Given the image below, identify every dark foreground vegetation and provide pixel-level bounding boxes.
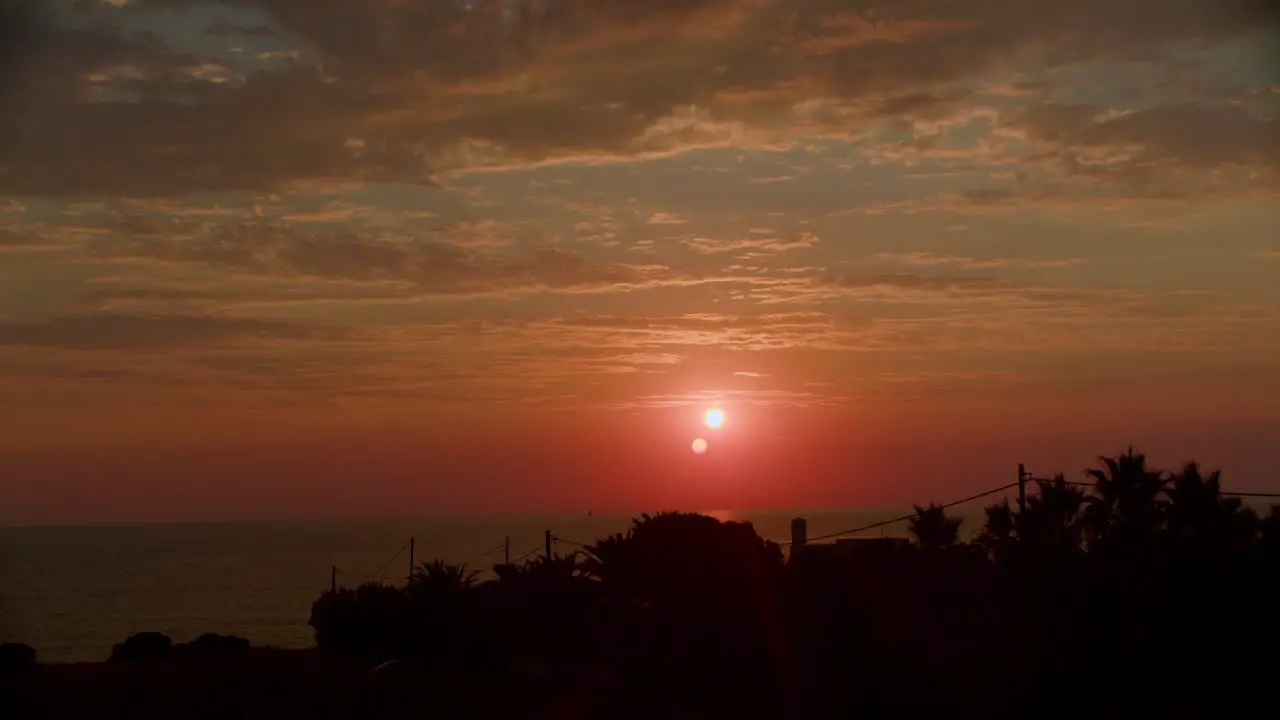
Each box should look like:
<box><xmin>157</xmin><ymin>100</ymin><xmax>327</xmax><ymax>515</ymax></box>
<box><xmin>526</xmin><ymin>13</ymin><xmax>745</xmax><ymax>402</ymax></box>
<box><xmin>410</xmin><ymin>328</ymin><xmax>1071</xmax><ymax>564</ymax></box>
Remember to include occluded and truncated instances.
<box><xmin>6</xmin><ymin>450</ymin><xmax>1279</xmax><ymax>719</ymax></box>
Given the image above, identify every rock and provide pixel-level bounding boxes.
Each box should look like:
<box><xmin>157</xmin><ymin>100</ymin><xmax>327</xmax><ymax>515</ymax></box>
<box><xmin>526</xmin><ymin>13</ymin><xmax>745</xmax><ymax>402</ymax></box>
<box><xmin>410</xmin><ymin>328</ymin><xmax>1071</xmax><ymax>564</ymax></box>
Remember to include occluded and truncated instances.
<box><xmin>109</xmin><ymin>632</ymin><xmax>172</xmax><ymax>663</ymax></box>
<box><xmin>0</xmin><ymin>643</ymin><xmax>36</xmax><ymax>674</ymax></box>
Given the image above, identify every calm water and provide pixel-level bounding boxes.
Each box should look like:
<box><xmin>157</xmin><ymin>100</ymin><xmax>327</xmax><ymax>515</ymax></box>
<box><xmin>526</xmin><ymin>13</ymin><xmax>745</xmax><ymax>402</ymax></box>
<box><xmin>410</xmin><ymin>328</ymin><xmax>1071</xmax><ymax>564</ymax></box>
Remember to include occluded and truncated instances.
<box><xmin>0</xmin><ymin>508</ymin><xmax>975</xmax><ymax>663</ymax></box>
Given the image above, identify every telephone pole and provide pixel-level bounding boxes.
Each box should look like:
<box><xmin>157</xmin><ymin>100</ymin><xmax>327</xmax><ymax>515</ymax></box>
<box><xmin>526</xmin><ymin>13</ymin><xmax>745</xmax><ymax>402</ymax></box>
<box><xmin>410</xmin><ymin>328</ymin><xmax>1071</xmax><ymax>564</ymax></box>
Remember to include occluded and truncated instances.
<box><xmin>331</xmin><ymin>565</ymin><xmax>337</xmax><ymax>594</ymax></box>
<box><xmin>504</xmin><ymin>535</ymin><xmax>510</xmax><ymax>565</ymax></box>
<box><xmin>407</xmin><ymin>537</ymin><xmax>415</xmax><ymax>585</ymax></box>
<box><xmin>545</xmin><ymin>529</ymin><xmax>552</xmax><ymax>560</ymax></box>
<box><xmin>1017</xmin><ymin>463</ymin><xmax>1028</xmax><ymax>514</ymax></box>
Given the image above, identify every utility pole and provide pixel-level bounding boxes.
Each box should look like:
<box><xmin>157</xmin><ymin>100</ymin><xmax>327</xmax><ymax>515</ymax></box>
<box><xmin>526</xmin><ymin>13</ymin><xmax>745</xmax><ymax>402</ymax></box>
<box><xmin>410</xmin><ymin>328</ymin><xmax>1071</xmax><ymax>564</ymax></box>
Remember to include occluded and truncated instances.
<box><xmin>331</xmin><ymin>565</ymin><xmax>337</xmax><ymax>594</ymax></box>
<box><xmin>545</xmin><ymin>529</ymin><xmax>552</xmax><ymax>561</ymax></box>
<box><xmin>407</xmin><ymin>537</ymin><xmax>415</xmax><ymax>586</ymax></box>
<box><xmin>1017</xmin><ymin>463</ymin><xmax>1028</xmax><ymax>514</ymax></box>
<box><xmin>504</xmin><ymin>535</ymin><xmax>510</xmax><ymax>565</ymax></box>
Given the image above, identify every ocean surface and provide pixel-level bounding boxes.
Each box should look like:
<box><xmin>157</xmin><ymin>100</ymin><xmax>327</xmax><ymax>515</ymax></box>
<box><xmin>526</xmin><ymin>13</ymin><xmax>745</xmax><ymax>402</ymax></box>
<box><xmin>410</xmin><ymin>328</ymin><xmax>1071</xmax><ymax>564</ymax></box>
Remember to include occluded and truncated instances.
<box><xmin>0</xmin><ymin>508</ymin><xmax>980</xmax><ymax>663</ymax></box>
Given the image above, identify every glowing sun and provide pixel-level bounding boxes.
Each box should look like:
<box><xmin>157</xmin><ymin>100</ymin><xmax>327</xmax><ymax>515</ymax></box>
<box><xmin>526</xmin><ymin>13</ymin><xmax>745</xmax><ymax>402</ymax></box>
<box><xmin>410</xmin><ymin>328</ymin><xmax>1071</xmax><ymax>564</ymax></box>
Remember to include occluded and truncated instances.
<box><xmin>704</xmin><ymin>407</ymin><xmax>726</xmax><ymax>429</ymax></box>
<box><xmin>692</xmin><ymin>438</ymin><xmax>709</xmax><ymax>454</ymax></box>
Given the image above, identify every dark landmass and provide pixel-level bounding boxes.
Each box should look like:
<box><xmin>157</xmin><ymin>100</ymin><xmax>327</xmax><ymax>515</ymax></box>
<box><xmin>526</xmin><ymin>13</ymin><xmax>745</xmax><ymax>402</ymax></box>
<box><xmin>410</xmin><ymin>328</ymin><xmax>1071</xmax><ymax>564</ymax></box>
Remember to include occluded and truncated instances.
<box><xmin>5</xmin><ymin>646</ymin><xmax>651</xmax><ymax>719</ymax></box>
<box><xmin>5</xmin><ymin>450</ymin><xmax>1278</xmax><ymax>719</ymax></box>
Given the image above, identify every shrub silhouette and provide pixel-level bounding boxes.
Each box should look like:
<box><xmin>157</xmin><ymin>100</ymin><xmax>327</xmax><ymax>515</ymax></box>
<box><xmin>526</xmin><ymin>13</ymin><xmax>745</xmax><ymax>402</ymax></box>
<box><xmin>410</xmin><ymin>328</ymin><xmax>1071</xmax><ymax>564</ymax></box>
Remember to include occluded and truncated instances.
<box><xmin>109</xmin><ymin>632</ymin><xmax>172</xmax><ymax>663</ymax></box>
<box><xmin>908</xmin><ymin>503</ymin><xmax>962</xmax><ymax>550</ymax></box>
<box><xmin>179</xmin><ymin>633</ymin><xmax>251</xmax><ymax>657</ymax></box>
<box><xmin>0</xmin><ymin>643</ymin><xmax>36</xmax><ymax>675</ymax></box>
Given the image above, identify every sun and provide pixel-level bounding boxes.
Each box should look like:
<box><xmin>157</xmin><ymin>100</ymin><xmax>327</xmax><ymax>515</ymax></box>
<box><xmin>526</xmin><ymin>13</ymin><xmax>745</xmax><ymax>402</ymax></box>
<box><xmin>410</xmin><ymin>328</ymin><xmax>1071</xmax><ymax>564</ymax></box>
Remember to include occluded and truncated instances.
<box><xmin>704</xmin><ymin>407</ymin><xmax>725</xmax><ymax>430</ymax></box>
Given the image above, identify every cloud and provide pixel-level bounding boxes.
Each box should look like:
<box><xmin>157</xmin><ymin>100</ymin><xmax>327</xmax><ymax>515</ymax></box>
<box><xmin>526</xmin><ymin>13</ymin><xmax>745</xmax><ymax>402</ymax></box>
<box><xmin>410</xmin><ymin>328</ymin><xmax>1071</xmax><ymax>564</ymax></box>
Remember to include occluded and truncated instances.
<box><xmin>683</xmin><ymin>231</ymin><xmax>819</xmax><ymax>255</ymax></box>
<box><xmin>647</xmin><ymin>212</ymin><xmax>687</xmax><ymax>225</ymax></box>
<box><xmin>86</xmin><ymin>218</ymin><xmax>688</xmax><ymax>296</ymax></box>
<box><xmin>75</xmin><ymin>283</ymin><xmax>408</xmax><ymax>311</ymax></box>
<box><xmin>204</xmin><ymin>20</ymin><xmax>278</xmax><ymax>38</ymax></box>
<box><xmin>875</xmin><ymin>252</ymin><xmax>1086</xmax><ymax>269</ymax></box>
<box><xmin>3</xmin><ymin>0</ymin><xmax>1273</xmax><ymax>196</ymax></box>
<box><xmin>1006</xmin><ymin>102</ymin><xmax>1280</xmax><ymax>185</ymax></box>
<box><xmin>824</xmin><ymin>272</ymin><xmax>1008</xmax><ymax>293</ymax></box>
<box><xmin>0</xmin><ymin>314</ymin><xmax>341</xmax><ymax>350</ymax></box>
<box><xmin>0</xmin><ymin>226</ymin><xmax>83</xmax><ymax>253</ymax></box>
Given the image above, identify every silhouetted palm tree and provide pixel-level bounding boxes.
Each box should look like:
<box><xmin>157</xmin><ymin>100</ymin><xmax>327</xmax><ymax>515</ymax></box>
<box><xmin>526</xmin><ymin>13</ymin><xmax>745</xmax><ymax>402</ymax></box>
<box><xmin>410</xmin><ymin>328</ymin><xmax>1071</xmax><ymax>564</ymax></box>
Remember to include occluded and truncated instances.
<box><xmin>1257</xmin><ymin>505</ymin><xmax>1280</xmax><ymax>561</ymax></box>
<box><xmin>975</xmin><ymin>500</ymin><xmax>1016</xmax><ymax>561</ymax></box>
<box><xmin>581</xmin><ymin>532</ymin><xmax>632</xmax><ymax>587</ymax></box>
<box><xmin>1165</xmin><ymin>462</ymin><xmax>1257</xmax><ymax>552</ymax></box>
<box><xmin>1019</xmin><ymin>474</ymin><xmax>1086</xmax><ymax>555</ymax></box>
<box><xmin>408</xmin><ymin>560</ymin><xmax>476</xmax><ymax>597</ymax></box>
<box><xmin>908</xmin><ymin>504</ymin><xmax>962</xmax><ymax>551</ymax></box>
<box><xmin>488</xmin><ymin>552</ymin><xmax>595</xmax><ymax>659</ymax></box>
<box><xmin>1084</xmin><ymin>447</ymin><xmax>1168</xmax><ymax>552</ymax></box>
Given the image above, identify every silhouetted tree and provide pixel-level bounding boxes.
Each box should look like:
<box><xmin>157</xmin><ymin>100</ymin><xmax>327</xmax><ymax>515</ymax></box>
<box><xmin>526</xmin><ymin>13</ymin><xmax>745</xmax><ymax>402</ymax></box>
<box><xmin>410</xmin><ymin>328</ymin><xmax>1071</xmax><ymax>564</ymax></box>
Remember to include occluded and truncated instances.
<box><xmin>585</xmin><ymin>513</ymin><xmax>783</xmax><ymax>609</ymax></box>
<box><xmin>1260</xmin><ymin>505</ymin><xmax>1280</xmax><ymax>562</ymax></box>
<box><xmin>0</xmin><ymin>643</ymin><xmax>35</xmax><ymax>675</ymax></box>
<box><xmin>1019</xmin><ymin>474</ymin><xmax>1086</xmax><ymax>557</ymax></box>
<box><xmin>487</xmin><ymin>552</ymin><xmax>596</xmax><ymax>660</ymax></box>
<box><xmin>1084</xmin><ymin>447</ymin><xmax>1168</xmax><ymax>553</ymax></box>
<box><xmin>109</xmin><ymin>632</ymin><xmax>172</xmax><ymax>663</ymax></box>
<box><xmin>908</xmin><ymin>503</ymin><xmax>962</xmax><ymax>551</ymax></box>
<box><xmin>408</xmin><ymin>560</ymin><xmax>476</xmax><ymax>595</ymax></box>
<box><xmin>975</xmin><ymin>499</ymin><xmax>1016</xmax><ymax>562</ymax></box>
<box><xmin>584</xmin><ymin>512</ymin><xmax>786</xmax><ymax>707</ymax></box>
<box><xmin>580</xmin><ymin>532</ymin><xmax>630</xmax><ymax>585</ymax></box>
<box><xmin>1164</xmin><ymin>461</ymin><xmax>1257</xmax><ymax>553</ymax></box>
<box><xmin>309</xmin><ymin>582</ymin><xmax>407</xmax><ymax>658</ymax></box>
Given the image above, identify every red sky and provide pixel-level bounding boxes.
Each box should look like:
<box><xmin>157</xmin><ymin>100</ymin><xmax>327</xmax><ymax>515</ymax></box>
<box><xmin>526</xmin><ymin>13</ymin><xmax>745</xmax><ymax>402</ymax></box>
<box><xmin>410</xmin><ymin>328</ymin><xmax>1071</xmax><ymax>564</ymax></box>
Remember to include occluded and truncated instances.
<box><xmin>1</xmin><ymin>1</ymin><xmax>1278</xmax><ymax>524</ymax></box>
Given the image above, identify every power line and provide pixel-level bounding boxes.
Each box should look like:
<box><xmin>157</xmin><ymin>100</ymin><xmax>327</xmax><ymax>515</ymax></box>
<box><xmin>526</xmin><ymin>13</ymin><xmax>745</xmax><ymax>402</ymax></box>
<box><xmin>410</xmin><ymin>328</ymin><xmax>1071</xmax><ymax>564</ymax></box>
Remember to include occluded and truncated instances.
<box><xmin>558</xmin><ymin>481</ymin><xmax>1021</xmax><ymax>550</ymax></box>
<box><xmin>359</xmin><ymin>538</ymin><xmax>412</xmax><ymax>584</ymax></box>
<box><xmin>788</xmin><ymin>481</ymin><xmax>1022</xmax><ymax>546</ymax></box>
<box><xmin>460</xmin><ymin>541</ymin><xmax>507</xmax><ymax>567</ymax></box>
<box><xmin>1221</xmin><ymin>491</ymin><xmax>1280</xmax><ymax>499</ymax></box>
<box><xmin>1030</xmin><ymin>476</ymin><xmax>1280</xmax><ymax>498</ymax></box>
<box><xmin>552</xmin><ymin>535</ymin><xmax>588</xmax><ymax>549</ymax></box>
<box><xmin>509</xmin><ymin>544</ymin><xmax>544</xmax><ymax>565</ymax></box>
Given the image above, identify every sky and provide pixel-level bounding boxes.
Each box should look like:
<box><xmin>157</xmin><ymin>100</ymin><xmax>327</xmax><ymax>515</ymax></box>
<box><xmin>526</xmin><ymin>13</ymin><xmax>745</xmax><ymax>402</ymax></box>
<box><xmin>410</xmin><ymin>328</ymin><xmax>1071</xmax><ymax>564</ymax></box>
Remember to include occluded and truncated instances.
<box><xmin>0</xmin><ymin>0</ymin><xmax>1278</xmax><ymax>525</ymax></box>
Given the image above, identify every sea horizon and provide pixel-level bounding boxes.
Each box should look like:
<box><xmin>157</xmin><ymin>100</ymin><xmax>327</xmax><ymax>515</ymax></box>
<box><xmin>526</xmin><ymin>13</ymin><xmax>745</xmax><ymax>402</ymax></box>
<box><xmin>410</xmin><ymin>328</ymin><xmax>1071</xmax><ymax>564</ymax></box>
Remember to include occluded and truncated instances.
<box><xmin>1</xmin><ymin>506</ymin><xmax>967</xmax><ymax>664</ymax></box>
<box><xmin>0</xmin><ymin>503</ymin><xmax>927</xmax><ymax>531</ymax></box>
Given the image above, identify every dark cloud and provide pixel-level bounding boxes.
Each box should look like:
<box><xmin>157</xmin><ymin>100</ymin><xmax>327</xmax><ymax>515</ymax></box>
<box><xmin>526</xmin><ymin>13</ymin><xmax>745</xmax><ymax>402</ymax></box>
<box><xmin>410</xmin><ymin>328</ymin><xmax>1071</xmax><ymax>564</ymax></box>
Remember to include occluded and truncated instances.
<box><xmin>0</xmin><ymin>227</ymin><xmax>68</xmax><ymax>252</ymax></box>
<box><xmin>1007</xmin><ymin>102</ymin><xmax>1280</xmax><ymax>187</ymax></box>
<box><xmin>1015</xmin><ymin>102</ymin><xmax>1280</xmax><ymax>166</ymax></box>
<box><xmin>866</xmin><ymin>91</ymin><xmax>970</xmax><ymax>120</ymax></box>
<box><xmin>825</xmin><ymin>273</ymin><xmax>1007</xmax><ymax>293</ymax></box>
<box><xmin>0</xmin><ymin>314</ymin><xmax>342</xmax><ymax>350</ymax></box>
<box><xmin>203</xmin><ymin>20</ymin><xmax>278</xmax><ymax>37</ymax></box>
<box><xmin>76</xmin><ymin>284</ymin><xmax>409</xmax><ymax>310</ymax></box>
<box><xmin>0</xmin><ymin>0</ymin><xmax>1273</xmax><ymax>196</ymax></box>
<box><xmin>90</xmin><ymin>219</ymin><xmax>676</xmax><ymax>294</ymax></box>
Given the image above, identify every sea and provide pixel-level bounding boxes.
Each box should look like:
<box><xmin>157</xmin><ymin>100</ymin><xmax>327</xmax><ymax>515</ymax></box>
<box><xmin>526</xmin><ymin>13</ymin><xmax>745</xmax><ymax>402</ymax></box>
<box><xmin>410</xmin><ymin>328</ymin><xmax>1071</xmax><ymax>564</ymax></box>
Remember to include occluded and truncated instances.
<box><xmin>0</xmin><ymin>508</ymin><xmax>983</xmax><ymax>663</ymax></box>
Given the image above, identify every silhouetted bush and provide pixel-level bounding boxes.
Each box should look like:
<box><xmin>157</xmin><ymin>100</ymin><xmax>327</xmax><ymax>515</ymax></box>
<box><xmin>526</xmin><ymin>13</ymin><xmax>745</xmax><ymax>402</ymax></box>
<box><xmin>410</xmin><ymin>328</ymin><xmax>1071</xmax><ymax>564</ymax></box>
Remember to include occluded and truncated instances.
<box><xmin>0</xmin><ymin>643</ymin><xmax>36</xmax><ymax>674</ymax></box>
<box><xmin>179</xmin><ymin>633</ymin><xmax>251</xmax><ymax>656</ymax></box>
<box><xmin>109</xmin><ymin>632</ymin><xmax>172</xmax><ymax>663</ymax></box>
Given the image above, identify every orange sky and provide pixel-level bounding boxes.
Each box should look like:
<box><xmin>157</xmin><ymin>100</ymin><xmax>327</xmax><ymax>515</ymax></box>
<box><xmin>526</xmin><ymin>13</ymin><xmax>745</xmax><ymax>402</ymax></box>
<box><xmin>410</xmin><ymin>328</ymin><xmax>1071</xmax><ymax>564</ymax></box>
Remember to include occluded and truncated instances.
<box><xmin>1</xmin><ymin>1</ymin><xmax>1278</xmax><ymax>524</ymax></box>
